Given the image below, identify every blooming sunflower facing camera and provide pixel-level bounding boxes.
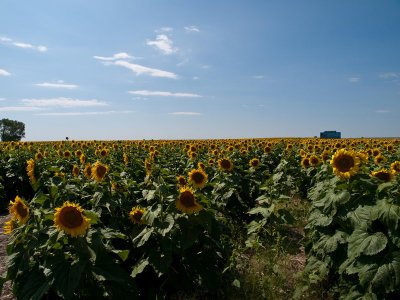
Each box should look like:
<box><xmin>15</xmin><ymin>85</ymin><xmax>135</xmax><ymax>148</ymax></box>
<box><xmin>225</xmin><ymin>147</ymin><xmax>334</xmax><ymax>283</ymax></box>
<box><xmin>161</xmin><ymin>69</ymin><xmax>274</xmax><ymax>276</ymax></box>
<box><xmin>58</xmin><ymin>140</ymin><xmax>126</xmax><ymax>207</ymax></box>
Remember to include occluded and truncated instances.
<box><xmin>54</xmin><ymin>201</ymin><xmax>90</xmax><ymax>237</ymax></box>
<box><xmin>330</xmin><ymin>149</ymin><xmax>360</xmax><ymax>179</ymax></box>
<box><xmin>91</xmin><ymin>161</ymin><xmax>109</xmax><ymax>182</ymax></box>
<box><xmin>129</xmin><ymin>206</ymin><xmax>146</xmax><ymax>224</ymax></box>
<box><xmin>188</xmin><ymin>168</ymin><xmax>208</xmax><ymax>189</ymax></box>
<box><xmin>176</xmin><ymin>187</ymin><xmax>203</xmax><ymax>214</ymax></box>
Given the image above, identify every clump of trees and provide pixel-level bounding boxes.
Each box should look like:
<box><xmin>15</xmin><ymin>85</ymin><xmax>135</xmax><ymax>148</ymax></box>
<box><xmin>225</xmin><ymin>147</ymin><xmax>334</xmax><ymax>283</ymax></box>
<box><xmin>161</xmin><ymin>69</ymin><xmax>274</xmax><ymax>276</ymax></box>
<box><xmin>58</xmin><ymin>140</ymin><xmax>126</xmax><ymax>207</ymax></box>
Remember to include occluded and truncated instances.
<box><xmin>0</xmin><ymin>118</ymin><xmax>25</xmax><ymax>141</ymax></box>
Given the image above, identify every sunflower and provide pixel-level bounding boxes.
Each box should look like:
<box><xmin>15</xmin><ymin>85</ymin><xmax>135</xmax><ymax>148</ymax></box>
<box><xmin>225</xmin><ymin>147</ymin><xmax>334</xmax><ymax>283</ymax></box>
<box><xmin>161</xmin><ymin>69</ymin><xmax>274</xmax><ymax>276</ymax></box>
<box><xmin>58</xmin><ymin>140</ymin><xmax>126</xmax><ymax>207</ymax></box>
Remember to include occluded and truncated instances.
<box><xmin>64</xmin><ymin>150</ymin><xmax>72</xmax><ymax>158</ymax></box>
<box><xmin>188</xmin><ymin>169</ymin><xmax>208</xmax><ymax>189</ymax></box>
<box><xmin>330</xmin><ymin>149</ymin><xmax>360</xmax><ymax>179</ymax></box>
<box><xmin>129</xmin><ymin>206</ymin><xmax>146</xmax><ymax>224</ymax></box>
<box><xmin>374</xmin><ymin>154</ymin><xmax>387</xmax><ymax>165</ymax></box>
<box><xmin>54</xmin><ymin>201</ymin><xmax>90</xmax><ymax>237</ymax></box>
<box><xmin>26</xmin><ymin>158</ymin><xmax>36</xmax><ymax>184</ymax></box>
<box><xmin>390</xmin><ymin>161</ymin><xmax>400</xmax><ymax>174</ymax></box>
<box><xmin>301</xmin><ymin>157</ymin><xmax>311</xmax><ymax>168</ymax></box>
<box><xmin>321</xmin><ymin>151</ymin><xmax>330</xmax><ymax>162</ymax></box>
<box><xmin>177</xmin><ymin>175</ymin><xmax>187</xmax><ymax>187</ymax></box>
<box><xmin>176</xmin><ymin>187</ymin><xmax>203</xmax><ymax>214</ymax></box>
<box><xmin>371</xmin><ymin>169</ymin><xmax>395</xmax><ymax>182</ymax></box>
<box><xmin>198</xmin><ymin>162</ymin><xmax>206</xmax><ymax>170</ymax></box>
<box><xmin>72</xmin><ymin>165</ymin><xmax>80</xmax><ymax>177</ymax></box>
<box><xmin>218</xmin><ymin>158</ymin><xmax>234</xmax><ymax>172</ymax></box>
<box><xmin>91</xmin><ymin>161</ymin><xmax>109</xmax><ymax>182</ymax></box>
<box><xmin>35</xmin><ymin>152</ymin><xmax>43</xmax><ymax>160</ymax></box>
<box><xmin>3</xmin><ymin>218</ymin><xmax>17</xmax><ymax>234</ymax></box>
<box><xmin>144</xmin><ymin>158</ymin><xmax>152</xmax><ymax>175</ymax></box>
<box><xmin>208</xmin><ymin>158</ymin><xmax>215</xmax><ymax>166</ymax></box>
<box><xmin>249</xmin><ymin>158</ymin><xmax>260</xmax><ymax>168</ymax></box>
<box><xmin>83</xmin><ymin>163</ymin><xmax>92</xmax><ymax>178</ymax></box>
<box><xmin>123</xmin><ymin>153</ymin><xmax>129</xmax><ymax>165</ymax></box>
<box><xmin>80</xmin><ymin>154</ymin><xmax>86</xmax><ymax>164</ymax></box>
<box><xmin>9</xmin><ymin>196</ymin><xmax>29</xmax><ymax>224</ymax></box>
<box><xmin>309</xmin><ymin>155</ymin><xmax>320</xmax><ymax>167</ymax></box>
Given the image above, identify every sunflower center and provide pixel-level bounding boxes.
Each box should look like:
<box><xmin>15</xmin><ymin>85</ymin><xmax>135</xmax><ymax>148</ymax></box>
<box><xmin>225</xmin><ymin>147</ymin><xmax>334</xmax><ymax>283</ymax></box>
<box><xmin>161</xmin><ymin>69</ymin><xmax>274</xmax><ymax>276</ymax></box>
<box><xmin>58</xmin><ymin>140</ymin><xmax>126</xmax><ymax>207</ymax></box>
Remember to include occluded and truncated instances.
<box><xmin>374</xmin><ymin>172</ymin><xmax>391</xmax><ymax>182</ymax></box>
<box><xmin>191</xmin><ymin>172</ymin><xmax>205</xmax><ymax>183</ymax></box>
<box><xmin>132</xmin><ymin>211</ymin><xmax>143</xmax><ymax>221</ymax></box>
<box><xmin>60</xmin><ymin>207</ymin><xmax>84</xmax><ymax>228</ymax></box>
<box><xmin>220</xmin><ymin>159</ymin><xmax>231</xmax><ymax>169</ymax></box>
<box><xmin>335</xmin><ymin>155</ymin><xmax>354</xmax><ymax>172</ymax></box>
<box><xmin>96</xmin><ymin>165</ymin><xmax>107</xmax><ymax>178</ymax></box>
<box><xmin>16</xmin><ymin>202</ymin><xmax>28</xmax><ymax>218</ymax></box>
<box><xmin>180</xmin><ymin>191</ymin><xmax>196</xmax><ymax>207</ymax></box>
<box><xmin>251</xmin><ymin>160</ymin><xmax>259</xmax><ymax>167</ymax></box>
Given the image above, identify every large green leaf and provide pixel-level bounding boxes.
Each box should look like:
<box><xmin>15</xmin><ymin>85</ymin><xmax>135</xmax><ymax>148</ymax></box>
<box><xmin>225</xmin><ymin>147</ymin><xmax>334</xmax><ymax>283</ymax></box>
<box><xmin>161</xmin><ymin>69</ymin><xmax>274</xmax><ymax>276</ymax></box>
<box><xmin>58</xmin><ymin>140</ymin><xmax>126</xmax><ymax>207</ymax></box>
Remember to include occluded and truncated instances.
<box><xmin>17</xmin><ymin>268</ymin><xmax>50</xmax><ymax>300</ymax></box>
<box><xmin>371</xmin><ymin>253</ymin><xmax>400</xmax><ymax>293</ymax></box>
<box><xmin>131</xmin><ymin>258</ymin><xmax>149</xmax><ymax>278</ymax></box>
<box><xmin>44</xmin><ymin>254</ymin><xmax>87</xmax><ymax>299</ymax></box>
<box><xmin>375</xmin><ymin>199</ymin><xmax>400</xmax><ymax>231</ymax></box>
<box><xmin>314</xmin><ymin>230</ymin><xmax>348</xmax><ymax>255</ymax></box>
<box><xmin>348</xmin><ymin>229</ymin><xmax>388</xmax><ymax>258</ymax></box>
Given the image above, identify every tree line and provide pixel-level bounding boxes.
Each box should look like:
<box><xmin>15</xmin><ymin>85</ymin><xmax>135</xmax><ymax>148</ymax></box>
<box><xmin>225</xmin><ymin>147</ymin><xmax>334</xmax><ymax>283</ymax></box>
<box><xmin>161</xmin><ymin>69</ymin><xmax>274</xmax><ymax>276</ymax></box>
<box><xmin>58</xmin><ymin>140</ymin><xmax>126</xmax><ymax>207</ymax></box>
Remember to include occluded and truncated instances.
<box><xmin>0</xmin><ymin>118</ymin><xmax>25</xmax><ymax>141</ymax></box>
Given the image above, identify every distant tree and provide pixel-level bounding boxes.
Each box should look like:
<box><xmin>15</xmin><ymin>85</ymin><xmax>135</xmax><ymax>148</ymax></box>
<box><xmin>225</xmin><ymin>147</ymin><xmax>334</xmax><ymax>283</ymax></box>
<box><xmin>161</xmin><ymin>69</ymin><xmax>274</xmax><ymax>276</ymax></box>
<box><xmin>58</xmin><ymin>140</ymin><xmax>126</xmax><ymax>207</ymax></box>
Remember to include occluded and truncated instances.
<box><xmin>0</xmin><ymin>118</ymin><xmax>26</xmax><ymax>141</ymax></box>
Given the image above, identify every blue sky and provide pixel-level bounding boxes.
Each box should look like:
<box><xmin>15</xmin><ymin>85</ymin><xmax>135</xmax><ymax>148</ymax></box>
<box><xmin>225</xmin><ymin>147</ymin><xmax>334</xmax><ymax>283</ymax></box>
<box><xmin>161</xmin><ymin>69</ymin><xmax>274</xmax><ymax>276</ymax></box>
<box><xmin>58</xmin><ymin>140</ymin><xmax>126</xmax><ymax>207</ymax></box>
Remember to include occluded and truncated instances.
<box><xmin>1</xmin><ymin>0</ymin><xmax>399</xmax><ymax>140</ymax></box>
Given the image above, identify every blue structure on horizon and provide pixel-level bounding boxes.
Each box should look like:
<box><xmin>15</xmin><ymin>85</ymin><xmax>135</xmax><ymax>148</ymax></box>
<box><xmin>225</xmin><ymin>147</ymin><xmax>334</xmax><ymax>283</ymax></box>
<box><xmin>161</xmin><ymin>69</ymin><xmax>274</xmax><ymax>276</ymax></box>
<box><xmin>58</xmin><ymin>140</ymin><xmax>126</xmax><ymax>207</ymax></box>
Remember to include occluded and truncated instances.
<box><xmin>320</xmin><ymin>131</ymin><xmax>341</xmax><ymax>138</ymax></box>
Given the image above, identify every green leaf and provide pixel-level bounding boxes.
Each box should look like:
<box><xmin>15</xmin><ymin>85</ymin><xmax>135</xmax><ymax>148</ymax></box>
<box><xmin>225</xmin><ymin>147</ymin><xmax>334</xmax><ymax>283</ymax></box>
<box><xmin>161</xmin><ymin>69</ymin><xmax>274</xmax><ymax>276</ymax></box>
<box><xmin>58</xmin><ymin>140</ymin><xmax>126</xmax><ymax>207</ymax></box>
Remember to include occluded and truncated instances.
<box><xmin>371</xmin><ymin>253</ymin><xmax>400</xmax><ymax>293</ymax></box>
<box><xmin>314</xmin><ymin>231</ymin><xmax>348</xmax><ymax>254</ymax></box>
<box><xmin>248</xmin><ymin>205</ymin><xmax>274</xmax><ymax>219</ymax></box>
<box><xmin>131</xmin><ymin>258</ymin><xmax>149</xmax><ymax>278</ymax></box>
<box><xmin>375</xmin><ymin>199</ymin><xmax>400</xmax><ymax>231</ymax></box>
<box><xmin>133</xmin><ymin>227</ymin><xmax>154</xmax><ymax>247</ymax></box>
<box><xmin>232</xmin><ymin>279</ymin><xmax>241</xmax><ymax>288</ymax></box>
<box><xmin>17</xmin><ymin>268</ymin><xmax>50</xmax><ymax>300</ymax></box>
<box><xmin>44</xmin><ymin>255</ymin><xmax>87</xmax><ymax>299</ymax></box>
<box><xmin>93</xmin><ymin>253</ymin><xmax>132</xmax><ymax>284</ymax></box>
<box><xmin>112</xmin><ymin>249</ymin><xmax>130</xmax><ymax>262</ymax></box>
<box><xmin>159</xmin><ymin>214</ymin><xmax>174</xmax><ymax>236</ymax></box>
<box><xmin>348</xmin><ymin>229</ymin><xmax>388</xmax><ymax>258</ymax></box>
<box><xmin>84</xmin><ymin>210</ymin><xmax>100</xmax><ymax>225</ymax></box>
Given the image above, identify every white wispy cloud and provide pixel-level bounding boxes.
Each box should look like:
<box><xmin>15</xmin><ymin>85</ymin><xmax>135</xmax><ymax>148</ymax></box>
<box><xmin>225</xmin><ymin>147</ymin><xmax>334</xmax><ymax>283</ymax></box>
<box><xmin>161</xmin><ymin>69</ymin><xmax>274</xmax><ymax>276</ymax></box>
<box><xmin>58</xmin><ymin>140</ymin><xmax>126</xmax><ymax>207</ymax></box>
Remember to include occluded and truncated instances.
<box><xmin>376</xmin><ymin>110</ymin><xmax>391</xmax><ymax>113</ymax></box>
<box><xmin>348</xmin><ymin>77</ymin><xmax>360</xmax><ymax>83</ymax></box>
<box><xmin>155</xmin><ymin>27</ymin><xmax>173</xmax><ymax>33</ymax></box>
<box><xmin>21</xmin><ymin>97</ymin><xmax>107</xmax><ymax>107</ymax></box>
<box><xmin>146</xmin><ymin>34</ymin><xmax>177</xmax><ymax>55</ymax></box>
<box><xmin>184</xmin><ymin>26</ymin><xmax>200</xmax><ymax>33</ymax></box>
<box><xmin>0</xmin><ymin>106</ymin><xmax>42</xmax><ymax>112</ymax></box>
<box><xmin>34</xmin><ymin>81</ymin><xmax>78</xmax><ymax>89</ymax></box>
<box><xmin>93</xmin><ymin>52</ymin><xmax>135</xmax><ymax>61</ymax></box>
<box><xmin>379</xmin><ymin>72</ymin><xmax>399</xmax><ymax>79</ymax></box>
<box><xmin>113</xmin><ymin>60</ymin><xmax>177</xmax><ymax>79</ymax></box>
<box><xmin>35</xmin><ymin>110</ymin><xmax>135</xmax><ymax>116</ymax></box>
<box><xmin>0</xmin><ymin>68</ymin><xmax>11</xmax><ymax>76</ymax></box>
<box><xmin>129</xmin><ymin>90</ymin><xmax>201</xmax><ymax>98</ymax></box>
<box><xmin>0</xmin><ymin>36</ymin><xmax>47</xmax><ymax>52</ymax></box>
<box><xmin>0</xmin><ymin>98</ymin><xmax>5</xmax><ymax>101</ymax></box>
<box><xmin>252</xmin><ymin>75</ymin><xmax>264</xmax><ymax>79</ymax></box>
<box><xmin>168</xmin><ymin>112</ymin><xmax>202</xmax><ymax>115</ymax></box>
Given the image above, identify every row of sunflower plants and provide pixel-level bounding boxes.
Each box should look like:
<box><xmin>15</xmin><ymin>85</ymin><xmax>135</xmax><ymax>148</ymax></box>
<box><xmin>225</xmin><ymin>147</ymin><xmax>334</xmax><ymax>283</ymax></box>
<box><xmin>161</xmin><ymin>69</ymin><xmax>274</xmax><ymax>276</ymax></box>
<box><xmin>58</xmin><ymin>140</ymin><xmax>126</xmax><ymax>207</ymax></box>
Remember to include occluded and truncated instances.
<box><xmin>298</xmin><ymin>148</ymin><xmax>400</xmax><ymax>299</ymax></box>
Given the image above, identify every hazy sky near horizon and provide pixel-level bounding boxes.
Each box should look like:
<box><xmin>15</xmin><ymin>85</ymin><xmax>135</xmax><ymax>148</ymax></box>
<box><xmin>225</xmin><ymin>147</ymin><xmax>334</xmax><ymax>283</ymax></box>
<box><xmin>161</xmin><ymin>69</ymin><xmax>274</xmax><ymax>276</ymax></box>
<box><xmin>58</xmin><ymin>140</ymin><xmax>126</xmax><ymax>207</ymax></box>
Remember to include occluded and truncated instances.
<box><xmin>1</xmin><ymin>0</ymin><xmax>400</xmax><ymax>140</ymax></box>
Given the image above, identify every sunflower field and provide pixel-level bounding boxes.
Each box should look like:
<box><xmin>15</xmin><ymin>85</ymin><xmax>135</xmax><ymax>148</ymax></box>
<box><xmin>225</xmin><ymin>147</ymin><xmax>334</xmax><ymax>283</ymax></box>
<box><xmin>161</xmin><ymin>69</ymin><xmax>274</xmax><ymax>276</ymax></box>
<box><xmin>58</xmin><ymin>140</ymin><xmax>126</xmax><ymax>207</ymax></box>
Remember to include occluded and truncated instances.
<box><xmin>1</xmin><ymin>138</ymin><xmax>400</xmax><ymax>299</ymax></box>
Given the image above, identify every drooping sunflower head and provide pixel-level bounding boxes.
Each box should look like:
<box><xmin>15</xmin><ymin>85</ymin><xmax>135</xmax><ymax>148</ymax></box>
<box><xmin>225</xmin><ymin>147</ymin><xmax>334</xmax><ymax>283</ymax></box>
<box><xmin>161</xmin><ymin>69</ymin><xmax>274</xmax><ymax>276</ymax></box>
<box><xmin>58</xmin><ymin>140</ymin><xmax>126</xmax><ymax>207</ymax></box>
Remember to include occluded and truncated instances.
<box><xmin>9</xmin><ymin>196</ymin><xmax>29</xmax><ymax>224</ymax></box>
<box><xmin>176</xmin><ymin>187</ymin><xmax>203</xmax><ymax>214</ymax></box>
<box><xmin>83</xmin><ymin>163</ymin><xmax>92</xmax><ymax>179</ymax></box>
<box><xmin>129</xmin><ymin>206</ymin><xmax>146</xmax><ymax>224</ymax></box>
<box><xmin>54</xmin><ymin>201</ymin><xmax>90</xmax><ymax>237</ymax></box>
<box><xmin>72</xmin><ymin>165</ymin><xmax>80</xmax><ymax>177</ymax></box>
<box><xmin>249</xmin><ymin>158</ymin><xmax>260</xmax><ymax>168</ymax></box>
<box><xmin>301</xmin><ymin>157</ymin><xmax>311</xmax><ymax>169</ymax></box>
<box><xmin>177</xmin><ymin>175</ymin><xmax>187</xmax><ymax>187</ymax></box>
<box><xmin>3</xmin><ymin>218</ymin><xmax>17</xmax><ymax>234</ymax></box>
<box><xmin>309</xmin><ymin>155</ymin><xmax>321</xmax><ymax>167</ymax></box>
<box><xmin>188</xmin><ymin>168</ymin><xmax>208</xmax><ymax>189</ymax></box>
<box><xmin>123</xmin><ymin>153</ymin><xmax>129</xmax><ymax>165</ymax></box>
<box><xmin>390</xmin><ymin>161</ymin><xmax>400</xmax><ymax>174</ymax></box>
<box><xmin>26</xmin><ymin>158</ymin><xmax>36</xmax><ymax>184</ymax></box>
<box><xmin>80</xmin><ymin>154</ymin><xmax>86</xmax><ymax>164</ymax></box>
<box><xmin>371</xmin><ymin>169</ymin><xmax>395</xmax><ymax>182</ymax></box>
<box><xmin>330</xmin><ymin>149</ymin><xmax>360</xmax><ymax>179</ymax></box>
<box><xmin>218</xmin><ymin>158</ymin><xmax>234</xmax><ymax>172</ymax></box>
<box><xmin>35</xmin><ymin>152</ymin><xmax>43</xmax><ymax>160</ymax></box>
<box><xmin>91</xmin><ymin>161</ymin><xmax>109</xmax><ymax>182</ymax></box>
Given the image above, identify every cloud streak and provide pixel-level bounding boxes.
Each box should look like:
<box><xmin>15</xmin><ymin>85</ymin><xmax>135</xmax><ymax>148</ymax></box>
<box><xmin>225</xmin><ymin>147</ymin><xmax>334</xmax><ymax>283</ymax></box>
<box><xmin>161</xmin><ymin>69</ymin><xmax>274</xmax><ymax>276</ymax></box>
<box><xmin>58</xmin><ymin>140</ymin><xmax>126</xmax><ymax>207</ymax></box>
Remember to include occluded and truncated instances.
<box><xmin>0</xmin><ymin>36</ymin><xmax>47</xmax><ymax>52</ymax></box>
<box><xmin>348</xmin><ymin>77</ymin><xmax>360</xmax><ymax>83</ymax></box>
<box><xmin>34</xmin><ymin>81</ymin><xmax>79</xmax><ymax>89</ymax></box>
<box><xmin>379</xmin><ymin>72</ymin><xmax>399</xmax><ymax>79</ymax></box>
<box><xmin>168</xmin><ymin>112</ymin><xmax>202</xmax><ymax>115</ymax></box>
<box><xmin>129</xmin><ymin>90</ymin><xmax>201</xmax><ymax>98</ymax></box>
<box><xmin>21</xmin><ymin>98</ymin><xmax>107</xmax><ymax>107</ymax></box>
<box><xmin>0</xmin><ymin>68</ymin><xmax>11</xmax><ymax>76</ymax></box>
<box><xmin>35</xmin><ymin>110</ymin><xmax>135</xmax><ymax>116</ymax></box>
<box><xmin>184</xmin><ymin>26</ymin><xmax>200</xmax><ymax>33</ymax></box>
<box><xmin>93</xmin><ymin>52</ymin><xmax>135</xmax><ymax>61</ymax></box>
<box><xmin>113</xmin><ymin>60</ymin><xmax>177</xmax><ymax>79</ymax></box>
<box><xmin>146</xmin><ymin>34</ymin><xmax>177</xmax><ymax>55</ymax></box>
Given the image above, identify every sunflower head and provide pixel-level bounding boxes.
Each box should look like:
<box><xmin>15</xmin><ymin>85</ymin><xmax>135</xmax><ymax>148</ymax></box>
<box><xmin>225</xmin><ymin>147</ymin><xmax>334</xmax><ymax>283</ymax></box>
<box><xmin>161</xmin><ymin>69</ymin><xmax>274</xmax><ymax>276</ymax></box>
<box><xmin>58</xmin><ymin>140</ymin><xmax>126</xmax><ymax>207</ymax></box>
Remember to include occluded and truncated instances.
<box><xmin>54</xmin><ymin>201</ymin><xmax>90</xmax><ymax>237</ymax></box>
<box><xmin>188</xmin><ymin>168</ymin><xmax>208</xmax><ymax>189</ymax></box>
<box><xmin>3</xmin><ymin>218</ymin><xmax>17</xmax><ymax>234</ymax></box>
<box><xmin>26</xmin><ymin>158</ymin><xmax>36</xmax><ymax>184</ymax></box>
<box><xmin>390</xmin><ymin>161</ymin><xmax>400</xmax><ymax>174</ymax></box>
<box><xmin>374</xmin><ymin>154</ymin><xmax>387</xmax><ymax>165</ymax></box>
<box><xmin>309</xmin><ymin>155</ymin><xmax>320</xmax><ymax>167</ymax></box>
<box><xmin>218</xmin><ymin>158</ymin><xmax>234</xmax><ymax>172</ymax></box>
<box><xmin>198</xmin><ymin>162</ymin><xmax>206</xmax><ymax>170</ymax></box>
<box><xmin>9</xmin><ymin>196</ymin><xmax>29</xmax><ymax>224</ymax></box>
<box><xmin>371</xmin><ymin>169</ymin><xmax>395</xmax><ymax>182</ymax></box>
<box><xmin>35</xmin><ymin>152</ymin><xmax>43</xmax><ymax>160</ymax></box>
<box><xmin>80</xmin><ymin>154</ymin><xmax>86</xmax><ymax>164</ymax></box>
<box><xmin>129</xmin><ymin>206</ymin><xmax>146</xmax><ymax>224</ymax></box>
<box><xmin>176</xmin><ymin>187</ymin><xmax>203</xmax><ymax>214</ymax></box>
<box><xmin>91</xmin><ymin>161</ymin><xmax>109</xmax><ymax>182</ymax></box>
<box><xmin>330</xmin><ymin>149</ymin><xmax>360</xmax><ymax>179</ymax></box>
<box><xmin>72</xmin><ymin>165</ymin><xmax>80</xmax><ymax>177</ymax></box>
<box><xmin>177</xmin><ymin>175</ymin><xmax>187</xmax><ymax>187</ymax></box>
<box><xmin>249</xmin><ymin>158</ymin><xmax>260</xmax><ymax>168</ymax></box>
<box><xmin>301</xmin><ymin>157</ymin><xmax>311</xmax><ymax>169</ymax></box>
